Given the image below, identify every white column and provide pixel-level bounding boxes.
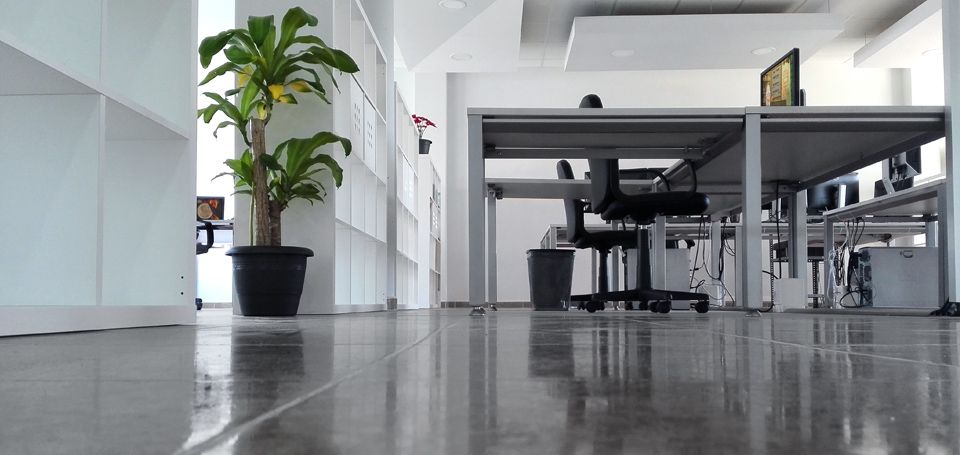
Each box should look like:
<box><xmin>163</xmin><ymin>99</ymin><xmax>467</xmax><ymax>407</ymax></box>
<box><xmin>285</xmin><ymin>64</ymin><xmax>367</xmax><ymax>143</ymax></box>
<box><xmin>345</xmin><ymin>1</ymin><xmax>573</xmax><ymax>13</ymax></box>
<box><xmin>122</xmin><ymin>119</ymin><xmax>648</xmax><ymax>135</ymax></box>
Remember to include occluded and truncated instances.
<box><xmin>943</xmin><ymin>0</ymin><xmax>960</xmax><ymax>302</ymax></box>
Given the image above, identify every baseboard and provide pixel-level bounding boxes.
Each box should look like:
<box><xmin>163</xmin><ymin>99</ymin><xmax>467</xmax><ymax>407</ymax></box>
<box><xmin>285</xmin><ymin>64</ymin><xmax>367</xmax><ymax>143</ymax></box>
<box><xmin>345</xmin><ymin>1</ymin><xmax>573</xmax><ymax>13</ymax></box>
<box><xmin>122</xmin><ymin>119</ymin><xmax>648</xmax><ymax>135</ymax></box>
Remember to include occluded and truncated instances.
<box><xmin>0</xmin><ymin>305</ymin><xmax>196</xmax><ymax>337</ymax></box>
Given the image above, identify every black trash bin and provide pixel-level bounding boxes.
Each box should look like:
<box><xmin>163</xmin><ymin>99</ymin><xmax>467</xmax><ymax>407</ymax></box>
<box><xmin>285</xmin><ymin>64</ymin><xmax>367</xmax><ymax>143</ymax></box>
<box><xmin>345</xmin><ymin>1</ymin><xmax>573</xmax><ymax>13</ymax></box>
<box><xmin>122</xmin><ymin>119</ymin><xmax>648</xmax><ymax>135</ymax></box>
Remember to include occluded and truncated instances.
<box><xmin>527</xmin><ymin>249</ymin><xmax>575</xmax><ymax>311</ymax></box>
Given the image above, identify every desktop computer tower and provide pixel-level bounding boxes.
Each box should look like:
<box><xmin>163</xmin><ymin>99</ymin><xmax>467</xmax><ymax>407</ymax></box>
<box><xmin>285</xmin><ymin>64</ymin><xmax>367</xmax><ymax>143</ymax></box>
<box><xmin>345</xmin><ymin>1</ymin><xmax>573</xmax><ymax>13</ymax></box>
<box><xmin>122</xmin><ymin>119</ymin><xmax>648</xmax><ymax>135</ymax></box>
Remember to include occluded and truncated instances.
<box><xmin>856</xmin><ymin>247</ymin><xmax>938</xmax><ymax>309</ymax></box>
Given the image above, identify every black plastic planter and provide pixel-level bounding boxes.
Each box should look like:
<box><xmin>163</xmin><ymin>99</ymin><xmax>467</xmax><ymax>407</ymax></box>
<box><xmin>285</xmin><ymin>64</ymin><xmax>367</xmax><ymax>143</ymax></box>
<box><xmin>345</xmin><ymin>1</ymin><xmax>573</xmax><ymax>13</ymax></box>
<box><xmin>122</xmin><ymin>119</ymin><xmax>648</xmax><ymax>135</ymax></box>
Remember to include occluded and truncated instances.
<box><xmin>419</xmin><ymin>138</ymin><xmax>432</xmax><ymax>155</ymax></box>
<box><xmin>226</xmin><ymin>246</ymin><xmax>314</xmax><ymax>316</ymax></box>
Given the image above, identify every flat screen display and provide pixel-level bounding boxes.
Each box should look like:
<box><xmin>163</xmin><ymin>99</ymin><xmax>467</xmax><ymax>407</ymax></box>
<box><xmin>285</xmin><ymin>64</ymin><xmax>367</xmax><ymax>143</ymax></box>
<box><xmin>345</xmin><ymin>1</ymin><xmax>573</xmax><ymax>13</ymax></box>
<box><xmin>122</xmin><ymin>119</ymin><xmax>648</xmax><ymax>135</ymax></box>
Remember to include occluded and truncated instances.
<box><xmin>760</xmin><ymin>48</ymin><xmax>800</xmax><ymax>106</ymax></box>
<box><xmin>197</xmin><ymin>196</ymin><xmax>225</xmax><ymax>221</ymax></box>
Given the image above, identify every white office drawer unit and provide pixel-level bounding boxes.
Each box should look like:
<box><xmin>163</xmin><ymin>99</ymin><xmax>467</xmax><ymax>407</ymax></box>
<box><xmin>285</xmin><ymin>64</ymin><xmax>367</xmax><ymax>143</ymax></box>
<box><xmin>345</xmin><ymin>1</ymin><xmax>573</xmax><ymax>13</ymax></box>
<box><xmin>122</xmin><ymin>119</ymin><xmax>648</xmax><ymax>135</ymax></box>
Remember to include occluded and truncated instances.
<box><xmin>857</xmin><ymin>247</ymin><xmax>938</xmax><ymax>309</ymax></box>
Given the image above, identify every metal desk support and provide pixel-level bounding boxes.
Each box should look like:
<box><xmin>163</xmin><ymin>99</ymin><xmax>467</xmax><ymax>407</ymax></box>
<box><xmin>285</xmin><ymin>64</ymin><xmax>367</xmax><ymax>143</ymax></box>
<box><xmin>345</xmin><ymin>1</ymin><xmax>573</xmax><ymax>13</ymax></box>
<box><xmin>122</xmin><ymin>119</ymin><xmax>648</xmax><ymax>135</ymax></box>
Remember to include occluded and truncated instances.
<box><xmin>741</xmin><ymin>114</ymin><xmax>763</xmax><ymax>307</ymax></box>
<box><xmin>486</xmin><ymin>188</ymin><xmax>499</xmax><ymax>310</ymax></box>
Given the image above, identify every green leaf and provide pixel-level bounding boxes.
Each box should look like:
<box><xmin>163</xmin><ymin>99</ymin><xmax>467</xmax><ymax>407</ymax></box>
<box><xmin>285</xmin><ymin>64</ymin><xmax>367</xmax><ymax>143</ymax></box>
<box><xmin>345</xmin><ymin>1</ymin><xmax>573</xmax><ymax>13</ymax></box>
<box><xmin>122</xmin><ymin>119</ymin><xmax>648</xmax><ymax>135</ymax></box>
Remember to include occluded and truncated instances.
<box><xmin>201</xmin><ymin>93</ymin><xmax>245</xmax><ymax>133</ymax></box>
<box><xmin>198</xmin><ymin>104</ymin><xmax>218</xmax><ymax>123</ymax></box>
<box><xmin>198</xmin><ymin>61</ymin><xmax>241</xmax><ymax>86</ymax></box>
<box><xmin>199</xmin><ymin>30</ymin><xmax>236</xmax><ymax>68</ymax></box>
<box><xmin>292</xmin><ymin>35</ymin><xmax>328</xmax><ymax>47</ymax></box>
<box><xmin>260</xmin><ymin>154</ymin><xmax>283</xmax><ymax>171</ymax></box>
<box><xmin>238</xmin><ymin>80</ymin><xmax>261</xmax><ymax>119</ymax></box>
<box><xmin>277</xmin><ymin>7</ymin><xmax>318</xmax><ymax>54</ymax></box>
<box><xmin>212</xmin><ymin>121</ymin><xmax>237</xmax><ymax>138</ymax></box>
<box><xmin>307</xmin><ymin>46</ymin><xmax>359</xmax><ymax>73</ymax></box>
<box><xmin>247</xmin><ymin>15</ymin><xmax>274</xmax><ymax>47</ymax></box>
<box><xmin>224</xmin><ymin>46</ymin><xmax>256</xmax><ymax>65</ymax></box>
<box><xmin>312</xmin><ymin>154</ymin><xmax>344</xmax><ymax>187</ymax></box>
<box><xmin>277</xmin><ymin>94</ymin><xmax>298</xmax><ymax>104</ymax></box>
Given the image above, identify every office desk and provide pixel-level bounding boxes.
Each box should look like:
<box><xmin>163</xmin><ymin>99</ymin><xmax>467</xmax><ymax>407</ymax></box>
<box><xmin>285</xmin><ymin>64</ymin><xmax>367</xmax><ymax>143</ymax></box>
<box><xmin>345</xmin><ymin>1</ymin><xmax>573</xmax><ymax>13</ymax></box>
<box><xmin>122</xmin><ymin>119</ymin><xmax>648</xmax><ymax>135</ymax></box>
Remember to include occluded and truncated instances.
<box><xmin>467</xmin><ymin>107</ymin><xmax>946</xmax><ymax>310</ymax></box>
<box><xmin>822</xmin><ymin>179</ymin><xmax>946</xmax><ymax>307</ymax></box>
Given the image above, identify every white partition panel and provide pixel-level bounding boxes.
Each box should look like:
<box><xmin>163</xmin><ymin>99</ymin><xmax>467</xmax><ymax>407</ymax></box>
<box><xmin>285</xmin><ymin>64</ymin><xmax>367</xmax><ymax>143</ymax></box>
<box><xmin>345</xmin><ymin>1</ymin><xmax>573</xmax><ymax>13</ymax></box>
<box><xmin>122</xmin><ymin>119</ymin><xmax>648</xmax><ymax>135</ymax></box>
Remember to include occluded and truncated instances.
<box><xmin>102</xmin><ymin>0</ymin><xmax>194</xmax><ymax>131</ymax></box>
<box><xmin>0</xmin><ymin>0</ymin><xmax>102</xmax><ymax>81</ymax></box>
<box><xmin>0</xmin><ymin>95</ymin><xmax>101</xmax><ymax>306</ymax></box>
<box><xmin>101</xmin><ymin>139</ymin><xmax>194</xmax><ymax>306</ymax></box>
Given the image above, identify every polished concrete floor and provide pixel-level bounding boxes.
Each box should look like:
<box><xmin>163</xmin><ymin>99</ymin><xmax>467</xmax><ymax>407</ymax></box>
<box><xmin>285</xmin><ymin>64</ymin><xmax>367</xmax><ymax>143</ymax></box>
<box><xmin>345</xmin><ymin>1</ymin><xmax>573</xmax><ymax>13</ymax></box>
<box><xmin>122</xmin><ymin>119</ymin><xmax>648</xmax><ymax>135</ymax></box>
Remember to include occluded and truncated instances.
<box><xmin>3</xmin><ymin>309</ymin><xmax>960</xmax><ymax>454</ymax></box>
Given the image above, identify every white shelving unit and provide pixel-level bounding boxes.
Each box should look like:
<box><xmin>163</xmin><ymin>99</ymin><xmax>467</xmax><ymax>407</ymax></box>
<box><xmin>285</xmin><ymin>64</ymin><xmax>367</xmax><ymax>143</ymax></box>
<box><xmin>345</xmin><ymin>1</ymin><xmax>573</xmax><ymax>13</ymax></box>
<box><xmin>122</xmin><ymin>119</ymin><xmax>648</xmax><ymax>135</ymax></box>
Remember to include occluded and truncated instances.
<box><xmin>332</xmin><ymin>0</ymin><xmax>390</xmax><ymax>309</ymax></box>
<box><xmin>234</xmin><ymin>0</ymin><xmax>390</xmax><ymax>314</ymax></box>
<box><xmin>396</xmin><ymin>91</ymin><xmax>419</xmax><ymax>308</ymax></box>
<box><xmin>0</xmin><ymin>0</ymin><xmax>197</xmax><ymax>335</ymax></box>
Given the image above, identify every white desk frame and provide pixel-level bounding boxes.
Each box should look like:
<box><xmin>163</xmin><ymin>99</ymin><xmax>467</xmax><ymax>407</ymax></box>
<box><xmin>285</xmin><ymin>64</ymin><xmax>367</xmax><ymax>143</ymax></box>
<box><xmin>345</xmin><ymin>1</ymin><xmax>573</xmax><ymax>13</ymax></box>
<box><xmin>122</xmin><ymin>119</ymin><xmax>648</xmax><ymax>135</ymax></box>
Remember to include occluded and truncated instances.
<box><xmin>468</xmin><ymin>107</ymin><xmax>948</xmax><ymax>311</ymax></box>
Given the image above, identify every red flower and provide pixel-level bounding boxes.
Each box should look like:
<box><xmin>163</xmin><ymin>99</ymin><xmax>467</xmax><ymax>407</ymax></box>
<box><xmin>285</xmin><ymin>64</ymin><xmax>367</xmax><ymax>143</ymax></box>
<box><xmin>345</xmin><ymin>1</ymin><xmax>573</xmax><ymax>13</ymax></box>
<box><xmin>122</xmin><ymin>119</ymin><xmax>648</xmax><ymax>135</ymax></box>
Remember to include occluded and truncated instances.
<box><xmin>412</xmin><ymin>114</ymin><xmax>437</xmax><ymax>138</ymax></box>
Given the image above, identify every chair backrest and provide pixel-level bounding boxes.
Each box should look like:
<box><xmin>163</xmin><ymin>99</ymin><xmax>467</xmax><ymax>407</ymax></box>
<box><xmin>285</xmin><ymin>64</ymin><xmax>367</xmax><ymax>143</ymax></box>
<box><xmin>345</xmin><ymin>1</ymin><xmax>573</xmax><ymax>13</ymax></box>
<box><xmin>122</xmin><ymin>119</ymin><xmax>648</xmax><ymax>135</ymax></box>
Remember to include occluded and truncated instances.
<box><xmin>580</xmin><ymin>94</ymin><xmax>617</xmax><ymax>213</ymax></box>
<box><xmin>556</xmin><ymin>160</ymin><xmax>586</xmax><ymax>243</ymax></box>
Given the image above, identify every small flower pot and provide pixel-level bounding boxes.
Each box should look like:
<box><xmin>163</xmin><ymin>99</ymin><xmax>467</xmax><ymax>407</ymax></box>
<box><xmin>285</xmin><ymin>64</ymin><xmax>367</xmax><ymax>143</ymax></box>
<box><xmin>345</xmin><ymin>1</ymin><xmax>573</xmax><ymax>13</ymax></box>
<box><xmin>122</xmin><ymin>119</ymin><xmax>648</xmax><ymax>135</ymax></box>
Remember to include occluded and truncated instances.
<box><xmin>419</xmin><ymin>138</ymin><xmax>432</xmax><ymax>155</ymax></box>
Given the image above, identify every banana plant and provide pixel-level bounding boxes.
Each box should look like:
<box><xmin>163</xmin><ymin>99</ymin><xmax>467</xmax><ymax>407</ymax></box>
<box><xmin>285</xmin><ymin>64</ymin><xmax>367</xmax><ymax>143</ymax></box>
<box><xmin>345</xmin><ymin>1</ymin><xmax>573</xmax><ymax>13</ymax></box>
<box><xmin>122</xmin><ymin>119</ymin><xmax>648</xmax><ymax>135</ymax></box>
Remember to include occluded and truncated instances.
<box><xmin>198</xmin><ymin>7</ymin><xmax>358</xmax><ymax>246</ymax></box>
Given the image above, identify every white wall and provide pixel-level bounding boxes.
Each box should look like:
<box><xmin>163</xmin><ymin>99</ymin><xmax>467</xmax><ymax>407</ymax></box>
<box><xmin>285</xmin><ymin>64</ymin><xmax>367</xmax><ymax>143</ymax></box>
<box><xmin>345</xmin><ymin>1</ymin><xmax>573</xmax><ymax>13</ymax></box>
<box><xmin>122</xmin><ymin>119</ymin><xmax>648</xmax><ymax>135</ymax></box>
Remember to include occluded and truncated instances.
<box><xmin>444</xmin><ymin>62</ymin><xmax>906</xmax><ymax>303</ymax></box>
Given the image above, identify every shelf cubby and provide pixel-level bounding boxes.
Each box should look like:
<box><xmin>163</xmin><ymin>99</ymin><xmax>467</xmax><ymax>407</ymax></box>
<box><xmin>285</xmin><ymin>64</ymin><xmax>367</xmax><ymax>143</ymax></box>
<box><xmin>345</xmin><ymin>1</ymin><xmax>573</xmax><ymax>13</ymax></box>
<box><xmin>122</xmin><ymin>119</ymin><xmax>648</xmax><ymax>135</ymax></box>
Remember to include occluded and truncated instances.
<box><xmin>0</xmin><ymin>0</ymin><xmax>195</xmax><ymax>334</ymax></box>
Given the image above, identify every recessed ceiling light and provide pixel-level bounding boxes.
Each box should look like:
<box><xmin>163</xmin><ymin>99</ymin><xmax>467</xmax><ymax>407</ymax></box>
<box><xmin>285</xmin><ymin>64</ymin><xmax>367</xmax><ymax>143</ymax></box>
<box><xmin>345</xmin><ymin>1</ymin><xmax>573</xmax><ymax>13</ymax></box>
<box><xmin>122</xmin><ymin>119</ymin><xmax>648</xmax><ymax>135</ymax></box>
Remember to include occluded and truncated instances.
<box><xmin>439</xmin><ymin>0</ymin><xmax>467</xmax><ymax>9</ymax></box>
<box><xmin>610</xmin><ymin>49</ymin><xmax>635</xmax><ymax>58</ymax></box>
<box><xmin>751</xmin><ymin>47</ymin><xmax>777</xmax><ymax>56</ymax></box>
<box><xmin>922</xmin><ymin>48</ymin><xmax>942</xmax><ymax>57</ymax></box>
<box><xmin>450</xmin><ymin>52</ymin><xmax>473</xmax><ymax>61</ymax></box>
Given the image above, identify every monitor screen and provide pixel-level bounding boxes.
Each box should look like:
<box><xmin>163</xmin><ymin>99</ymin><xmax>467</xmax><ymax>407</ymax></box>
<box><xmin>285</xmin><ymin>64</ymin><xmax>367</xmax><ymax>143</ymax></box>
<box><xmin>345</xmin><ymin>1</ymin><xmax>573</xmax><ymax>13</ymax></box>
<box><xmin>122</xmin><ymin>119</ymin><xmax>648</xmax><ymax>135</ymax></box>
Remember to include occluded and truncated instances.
<box><xmin>197</xmin><ymin>196</ymin><xmax>225</xmax><ymax>221</ymax></box>
<box><xmin>760</xmin><ymin>48</ymin><xmax>800</xmax><ymax>106</ymax></box>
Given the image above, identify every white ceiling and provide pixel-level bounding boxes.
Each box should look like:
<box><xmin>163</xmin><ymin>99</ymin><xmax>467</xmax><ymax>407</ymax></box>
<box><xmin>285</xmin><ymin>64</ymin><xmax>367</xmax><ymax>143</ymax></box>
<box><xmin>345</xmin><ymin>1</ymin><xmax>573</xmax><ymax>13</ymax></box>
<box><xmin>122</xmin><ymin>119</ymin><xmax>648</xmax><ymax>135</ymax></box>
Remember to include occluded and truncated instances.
<box><xmin>395</xmin><ymin>0</ymin><xmax>931</xmax><ymax>72</ymax></box>
<box><xmin>854</xmin><ymin>0</ymin><xmax>943</xmax><ymax>68</ymax></box>
<box><xmin>564</xmin><ymin>13</ymin><xmax>843</xmax><ymax>71</ymax></box>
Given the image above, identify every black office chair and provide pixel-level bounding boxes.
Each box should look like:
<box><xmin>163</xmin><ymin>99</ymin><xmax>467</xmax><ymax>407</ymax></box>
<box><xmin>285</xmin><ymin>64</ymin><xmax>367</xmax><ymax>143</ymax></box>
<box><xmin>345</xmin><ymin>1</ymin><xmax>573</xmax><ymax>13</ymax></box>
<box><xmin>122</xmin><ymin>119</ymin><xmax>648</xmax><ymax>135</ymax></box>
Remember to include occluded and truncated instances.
<box><xmin>580</xmin><ymin>94</ymin><xmax>711</xmax><ymax>314</ymax></box>
<box><xmin>557</xmin><ymin>160</ymin><xmax>636</xmax><ymax>312</ymax></box>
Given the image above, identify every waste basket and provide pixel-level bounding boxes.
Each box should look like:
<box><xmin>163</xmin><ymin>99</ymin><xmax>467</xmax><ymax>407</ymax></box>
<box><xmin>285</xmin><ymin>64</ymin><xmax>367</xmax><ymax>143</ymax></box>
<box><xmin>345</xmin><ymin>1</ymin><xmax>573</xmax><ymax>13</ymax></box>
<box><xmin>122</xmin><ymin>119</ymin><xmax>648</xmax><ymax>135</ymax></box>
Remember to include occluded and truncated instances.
<box><xmin>527</xmin><ymin>249</ymin><xmax>575</xmax><ymax>311</ymax></box>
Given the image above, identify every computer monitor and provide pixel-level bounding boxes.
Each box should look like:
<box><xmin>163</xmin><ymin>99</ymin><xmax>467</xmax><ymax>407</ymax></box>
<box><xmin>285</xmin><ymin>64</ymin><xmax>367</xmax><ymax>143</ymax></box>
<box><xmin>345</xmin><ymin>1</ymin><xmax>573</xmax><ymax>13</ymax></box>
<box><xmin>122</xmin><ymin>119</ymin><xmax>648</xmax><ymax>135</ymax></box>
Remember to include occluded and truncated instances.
<box><xmin>874</xmin><ymin>148</ymin><xmax>921</xmax><ymax>196</ymax></box>
<box><xmin>806</xmin><ymin>174</ymin><xmax>859</xmax><ymax>214</ymax></box>
<box><xmin>197</xmin><ymin>196</ymin><xmax>225</xmax><ymax>221</ymax></box>
<box><xmin>760</xmin><ymin>48</ymin><xmax>801</xmax><ymax>106</ymax></box>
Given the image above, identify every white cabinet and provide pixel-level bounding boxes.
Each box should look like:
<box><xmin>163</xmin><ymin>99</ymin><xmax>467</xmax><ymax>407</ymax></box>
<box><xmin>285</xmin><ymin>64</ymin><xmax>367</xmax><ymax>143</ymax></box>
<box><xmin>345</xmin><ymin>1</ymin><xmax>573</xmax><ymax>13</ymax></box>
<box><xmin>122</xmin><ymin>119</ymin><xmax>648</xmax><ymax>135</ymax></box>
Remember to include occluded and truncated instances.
<box><xmin>0</xmin><ymin>0</ymin><xmax>197</xmax><ymax>335</ymax></box>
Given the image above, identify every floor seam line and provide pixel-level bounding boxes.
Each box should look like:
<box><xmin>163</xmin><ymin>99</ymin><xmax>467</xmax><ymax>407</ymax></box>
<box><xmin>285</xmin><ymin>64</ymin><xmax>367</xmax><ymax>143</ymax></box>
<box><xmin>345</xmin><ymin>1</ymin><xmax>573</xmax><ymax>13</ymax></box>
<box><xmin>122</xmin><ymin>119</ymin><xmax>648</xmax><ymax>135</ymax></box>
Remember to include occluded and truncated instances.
<box><xmin>623</xmin><ymin>316</ymin><xmax>960</xmax><ymax>370</ymax></box>
<box><xmin>173</xmin><ymin>319</ymin><xmax>461</xmax><ymax>455</ymax></box>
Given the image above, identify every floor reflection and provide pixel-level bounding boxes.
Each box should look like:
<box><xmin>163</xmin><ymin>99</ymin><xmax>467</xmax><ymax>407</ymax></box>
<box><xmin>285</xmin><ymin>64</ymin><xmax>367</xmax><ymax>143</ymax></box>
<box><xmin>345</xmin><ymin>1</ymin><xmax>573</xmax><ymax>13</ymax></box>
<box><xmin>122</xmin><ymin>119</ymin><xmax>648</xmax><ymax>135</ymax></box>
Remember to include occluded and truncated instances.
<box><xmin>2</xmin><ymin>310</ymin><xmax>960</xmax><ymax>454</ymax></box>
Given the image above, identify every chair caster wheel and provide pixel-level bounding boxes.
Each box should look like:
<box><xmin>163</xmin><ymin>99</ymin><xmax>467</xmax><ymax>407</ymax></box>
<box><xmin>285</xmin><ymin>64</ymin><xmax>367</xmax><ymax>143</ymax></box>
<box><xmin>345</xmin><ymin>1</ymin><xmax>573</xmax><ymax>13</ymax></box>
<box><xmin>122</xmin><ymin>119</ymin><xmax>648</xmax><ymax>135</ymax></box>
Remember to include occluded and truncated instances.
<box><xmin>695</xmin><ymin>301</ymin><xmax>709</xmax><ymax>314</ymax></box>
<box><xmin>586</xmin><ymin>300</ymin><xmax>603</xmax><ymax>313</ymax></box>
<box><xmin>649</xmin><ymin>301</ymin><xmax>659</xmax><ymax>313</ymax></box>
<box><xmin>195</xmin><ymin>298</ymin><xmax>203</xmax><ymax>311</ymax></box>
<box><xmin>657</xmin><ymin>301</ymin><xmax>671</xmax><ymax>314</ymax></box>
<box><xmin>624</xmin><ymin>302</ymin><xmax>634</xmax><ymax>311</ymax></box>
<box><xmin>578</xmin><ymin>302</ymin><xmax>586</xmax><ymax>311</ymax></box>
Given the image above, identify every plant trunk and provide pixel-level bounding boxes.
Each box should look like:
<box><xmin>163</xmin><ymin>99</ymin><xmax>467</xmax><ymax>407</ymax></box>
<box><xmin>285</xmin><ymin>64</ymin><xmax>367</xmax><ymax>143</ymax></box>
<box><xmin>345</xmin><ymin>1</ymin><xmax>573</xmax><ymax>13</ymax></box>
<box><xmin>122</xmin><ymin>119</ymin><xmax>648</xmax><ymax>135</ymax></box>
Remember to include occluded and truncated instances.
<box><xmin>250</xmin><ymin>118</ymin><xmax>272</xmax><ymax>246</ymax></box>
<box><xmin>268</xmin><ymin>200</ymin><xmax>282</xmax><ymax>246</ymax></box>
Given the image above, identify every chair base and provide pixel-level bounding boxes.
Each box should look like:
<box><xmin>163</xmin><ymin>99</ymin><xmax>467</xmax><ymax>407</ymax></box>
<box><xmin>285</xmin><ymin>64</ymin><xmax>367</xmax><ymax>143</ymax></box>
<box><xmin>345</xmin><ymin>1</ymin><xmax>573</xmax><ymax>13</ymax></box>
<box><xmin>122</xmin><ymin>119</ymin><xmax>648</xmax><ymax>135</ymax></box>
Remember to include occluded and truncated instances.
<box><xmin>574</xmin><ymin>288</ymin><xmax>711</xmax><ymax>314</ymax></box>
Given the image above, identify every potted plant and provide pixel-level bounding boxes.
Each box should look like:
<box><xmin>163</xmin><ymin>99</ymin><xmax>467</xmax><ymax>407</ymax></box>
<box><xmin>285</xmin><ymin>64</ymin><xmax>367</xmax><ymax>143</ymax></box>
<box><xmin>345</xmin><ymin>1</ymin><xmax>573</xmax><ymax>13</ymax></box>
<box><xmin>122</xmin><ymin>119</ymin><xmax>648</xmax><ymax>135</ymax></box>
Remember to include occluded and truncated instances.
<box><xmin>412</xmin><ymin>114</ymin><xmax>437</xmax><ymax>155</ymax></box>
<box><xmin>197</xmin><ymin>7</ymin><xmax>359</xmax><ymax>316</ymax></box>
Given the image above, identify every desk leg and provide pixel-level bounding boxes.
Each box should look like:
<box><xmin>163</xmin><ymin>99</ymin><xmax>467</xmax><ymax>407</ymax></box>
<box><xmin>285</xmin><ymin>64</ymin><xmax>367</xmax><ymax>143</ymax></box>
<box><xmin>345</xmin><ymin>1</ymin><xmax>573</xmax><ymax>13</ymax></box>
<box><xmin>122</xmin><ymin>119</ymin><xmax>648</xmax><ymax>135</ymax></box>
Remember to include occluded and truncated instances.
<box><xmin>468</xmin><ymin>115</ymin><xmax>486</xmax><ymax>315</ymax></box>
<box><xmin>823</xmin><ymin>218</ymin><xmax>835</xmax><ymax>308</ymax></box>
<box><xmin>591</xmin><ymin>250</ymin><xmax>598</xmax><ymax>295</ymax></box>
<box><xmin>653</xmin><ymin>216</ymin><xmax>667</xmax><ymax>289</ymax></box>
<box><xmin>945</xmin><ymin>0</ymin><xmax>960</xmax><ymax>302</ymax></box>
<box><xmin>709</xmin><ymin>219</ymin><xmax>723</xmax><ymax>305</ymax></box>
<box><xmin>741</xmin><ymin>113</ymin><xmax>763</xmax><ymax>308</ymax></box>
<box><xmin>735</xmin><ymin>225</ymin><xmax>744</xmax><ymax>307</ymax></box>
<box><xmin>486</xmin><ymin>189</ymin><xmax>498</xmax><ymax>308</ymax></box>
<box><xmin>939</xmin><ymin>188</ymin><xmax>949</xmax><ymax>306</ymax></box>
<box><xmin>788</xmin><ymin>190</ymin><xmax>808</xmax><ymax>305</ymax></box>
